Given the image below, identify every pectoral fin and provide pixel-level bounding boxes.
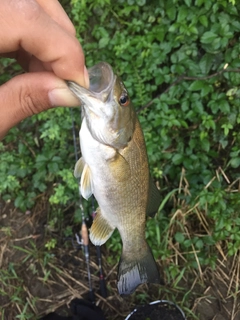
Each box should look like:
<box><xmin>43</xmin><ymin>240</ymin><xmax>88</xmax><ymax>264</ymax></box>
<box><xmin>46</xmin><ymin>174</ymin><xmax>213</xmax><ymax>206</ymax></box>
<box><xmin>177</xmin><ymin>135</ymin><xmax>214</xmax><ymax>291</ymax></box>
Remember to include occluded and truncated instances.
<box><xmin>80</xmin><ymin>164</ymin><xmax>93</xmax><ymax>200</ymax></box>
<box><xmin>146</xmin><ymin>178</ymin><xmax>161</xmax><ymax>217</ymax></box>
<box><xmin>74</xmin><ymin>157</ymin><xmax>85</xmax><ymax>178</ymax></box>
<box><xmin>74</xmin><ymin>158</ymin><xmax>93</xmax><ymax>200</ymax></box>
<box><xmin>90</xmin><ymin>208</ymin><xmax>115</xmax><ymax>246</ymax></box>
<box><xmin>108</xmin><ymin>152</ymin><xmax>131</xmax><ymax>182</ymax></box>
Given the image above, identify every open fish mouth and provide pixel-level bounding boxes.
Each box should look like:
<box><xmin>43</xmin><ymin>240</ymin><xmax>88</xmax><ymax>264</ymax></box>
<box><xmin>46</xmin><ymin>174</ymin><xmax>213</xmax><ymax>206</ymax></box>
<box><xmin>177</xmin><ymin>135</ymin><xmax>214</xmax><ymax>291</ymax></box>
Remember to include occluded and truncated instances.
<box><xmin>88</xmin><ymin>62</ymin><xmax>115</xmax><ymax>102</ymax></box>
<box><xmin>67</xmin><ymin>62</ymin><xmax>116</xmax><ymax>105</ymax></box>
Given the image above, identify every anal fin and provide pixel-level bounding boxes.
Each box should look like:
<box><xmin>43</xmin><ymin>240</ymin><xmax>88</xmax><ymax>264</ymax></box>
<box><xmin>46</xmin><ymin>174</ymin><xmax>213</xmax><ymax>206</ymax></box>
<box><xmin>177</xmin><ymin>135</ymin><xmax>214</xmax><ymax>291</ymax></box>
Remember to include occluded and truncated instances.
<box><xmin>90</xmin><ymin>208</ymin><xmax>115</xmax><ymax>246</ymax></box>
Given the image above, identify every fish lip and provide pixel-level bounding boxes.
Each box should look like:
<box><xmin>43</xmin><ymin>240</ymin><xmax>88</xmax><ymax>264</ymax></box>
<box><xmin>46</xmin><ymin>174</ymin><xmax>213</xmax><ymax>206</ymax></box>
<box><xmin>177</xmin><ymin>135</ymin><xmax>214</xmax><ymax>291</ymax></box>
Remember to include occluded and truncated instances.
<box><xmin>67</xmin><ymin>62</ymin><xmax>115</xmax><ymax>104</ymax></box>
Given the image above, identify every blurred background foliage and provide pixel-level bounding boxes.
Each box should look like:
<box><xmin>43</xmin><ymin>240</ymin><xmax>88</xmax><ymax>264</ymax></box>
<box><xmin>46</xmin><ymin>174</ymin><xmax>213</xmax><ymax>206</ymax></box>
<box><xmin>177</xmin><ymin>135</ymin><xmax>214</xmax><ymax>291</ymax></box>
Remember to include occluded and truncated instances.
<box><xmin>1</xmin><ymin>0</ymin><xmax>240</xmax><ymax>287</ymax></box>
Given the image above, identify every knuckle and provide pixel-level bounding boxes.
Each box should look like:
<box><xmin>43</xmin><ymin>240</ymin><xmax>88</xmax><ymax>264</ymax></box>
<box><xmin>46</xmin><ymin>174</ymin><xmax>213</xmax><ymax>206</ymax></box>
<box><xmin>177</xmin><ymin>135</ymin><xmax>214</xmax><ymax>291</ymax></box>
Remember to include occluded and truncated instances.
<box><xmin>19</xmin><ymin>84</ymin><xmax>48</xmax><ymax>116</ymax></box>
<box><xmin>12</xmin><ymin>0</ymin><xmax>42</xmax><ymax>22</ymax></box>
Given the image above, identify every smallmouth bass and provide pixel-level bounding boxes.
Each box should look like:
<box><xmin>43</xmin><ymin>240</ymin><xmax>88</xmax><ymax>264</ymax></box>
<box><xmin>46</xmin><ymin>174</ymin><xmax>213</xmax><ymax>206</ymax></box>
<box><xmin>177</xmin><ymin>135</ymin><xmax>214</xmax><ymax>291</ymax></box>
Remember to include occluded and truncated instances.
<box><xmin>68</xmin><ymin>62</ymin><xmax>161</xmax><ymax>295</ymax></box>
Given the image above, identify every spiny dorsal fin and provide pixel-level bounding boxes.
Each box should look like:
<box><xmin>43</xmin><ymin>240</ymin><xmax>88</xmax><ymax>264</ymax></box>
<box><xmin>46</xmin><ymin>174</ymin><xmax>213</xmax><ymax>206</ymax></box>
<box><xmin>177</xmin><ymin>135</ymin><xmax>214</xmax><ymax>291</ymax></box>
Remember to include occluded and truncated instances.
<box><xmin>146</xmin><ymin>178</ymin><xmax>161</xmax><ymax>217</ymax></box>
<box><xmin>90</xmin><ymin>208</ymin><xmax>115</xmax><ymax>246</ymax></box>
<box><xmin>74</xmin><ymin>157</ymin><xmax>85</xmax><ymax>178</ymax></box>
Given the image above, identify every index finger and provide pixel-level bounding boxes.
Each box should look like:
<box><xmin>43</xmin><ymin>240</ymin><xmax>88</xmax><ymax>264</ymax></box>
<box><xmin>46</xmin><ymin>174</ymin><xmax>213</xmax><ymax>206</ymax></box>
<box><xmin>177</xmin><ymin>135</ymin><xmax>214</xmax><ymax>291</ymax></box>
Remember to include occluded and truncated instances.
<box><xmin>0</xmin><ymin>0</ymin><xmax>88</xmax><ymax>87</ymax></box>
<box><xmin>36</xmin><ymin>0</ymin><xmax>76</xmax><ymax>36</ymax></box>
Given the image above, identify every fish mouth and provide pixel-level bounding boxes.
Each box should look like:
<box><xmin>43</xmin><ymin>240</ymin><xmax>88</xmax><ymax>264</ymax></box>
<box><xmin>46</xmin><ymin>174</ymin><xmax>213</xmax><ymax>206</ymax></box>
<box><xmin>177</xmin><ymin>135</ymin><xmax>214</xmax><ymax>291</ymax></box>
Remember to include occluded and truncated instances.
<box><xmin>67</xmin><ymin>62</ymin><xmax>115</xmax><ymax>105</ymax></box>
<box><xmin>88</xmin><ymin>62</ymin><xmax>115</xmax><ymax>101</ymax></box>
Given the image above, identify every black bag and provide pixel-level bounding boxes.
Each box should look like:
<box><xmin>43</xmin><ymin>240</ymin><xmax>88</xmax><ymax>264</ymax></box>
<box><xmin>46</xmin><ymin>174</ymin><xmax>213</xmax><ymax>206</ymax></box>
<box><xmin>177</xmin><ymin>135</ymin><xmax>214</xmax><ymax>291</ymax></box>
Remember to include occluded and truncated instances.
<box><xmin>40</xmin><ymin>298</ymin><xmax>106</xmax><ymax>320</ymax></box>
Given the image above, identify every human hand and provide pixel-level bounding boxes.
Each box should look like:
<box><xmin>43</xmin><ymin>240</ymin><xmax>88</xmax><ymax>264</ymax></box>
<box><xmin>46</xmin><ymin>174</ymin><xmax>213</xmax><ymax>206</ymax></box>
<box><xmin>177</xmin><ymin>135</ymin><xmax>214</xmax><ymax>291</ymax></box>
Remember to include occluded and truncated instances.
<box><xmin>0</xmin><ymin>0</ymin><xmax>89</xmax><ymax>140</ymax></box>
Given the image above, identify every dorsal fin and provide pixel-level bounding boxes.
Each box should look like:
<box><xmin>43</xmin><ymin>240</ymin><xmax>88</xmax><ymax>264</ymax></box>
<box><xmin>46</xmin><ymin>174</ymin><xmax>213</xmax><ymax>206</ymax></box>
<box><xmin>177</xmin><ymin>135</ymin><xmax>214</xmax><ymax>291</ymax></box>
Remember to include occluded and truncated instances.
<box><xmin>146</xmin><ymin>178</ymin><xmax>161</xmax><ymax>217</ymax></box>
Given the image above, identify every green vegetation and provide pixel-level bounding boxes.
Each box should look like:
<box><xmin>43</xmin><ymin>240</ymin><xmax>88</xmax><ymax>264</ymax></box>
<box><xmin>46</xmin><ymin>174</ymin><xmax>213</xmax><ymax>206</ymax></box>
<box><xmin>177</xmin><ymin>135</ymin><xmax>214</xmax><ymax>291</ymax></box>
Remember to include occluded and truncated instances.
<box><xmin>1</xmin><ymin>0</ymin><xmax>240</xmax><ymax>319</ymax></box>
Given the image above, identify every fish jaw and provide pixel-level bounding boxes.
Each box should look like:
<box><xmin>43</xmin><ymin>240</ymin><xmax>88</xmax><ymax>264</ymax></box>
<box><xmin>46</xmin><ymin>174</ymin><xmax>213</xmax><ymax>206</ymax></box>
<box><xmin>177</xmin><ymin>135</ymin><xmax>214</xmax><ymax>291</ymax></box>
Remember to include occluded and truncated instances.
<box><xmin>67</xmin><ymin>81</ymin><xmax>110</xmax><ymax>119</ymax></box>
<box><xmin>67</xmin><ymin>62</ymin><xmax>116</xmax><ymax>118</ymax></box>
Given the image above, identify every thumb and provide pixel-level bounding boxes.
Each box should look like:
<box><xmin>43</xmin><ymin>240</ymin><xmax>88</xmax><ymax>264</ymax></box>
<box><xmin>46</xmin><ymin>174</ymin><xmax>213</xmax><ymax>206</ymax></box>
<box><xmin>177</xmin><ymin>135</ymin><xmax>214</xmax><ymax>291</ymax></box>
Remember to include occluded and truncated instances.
<box><xmin>0</xmin><ymin>72</ymin><xmax>79</xmax><ymax>139</ymax></box>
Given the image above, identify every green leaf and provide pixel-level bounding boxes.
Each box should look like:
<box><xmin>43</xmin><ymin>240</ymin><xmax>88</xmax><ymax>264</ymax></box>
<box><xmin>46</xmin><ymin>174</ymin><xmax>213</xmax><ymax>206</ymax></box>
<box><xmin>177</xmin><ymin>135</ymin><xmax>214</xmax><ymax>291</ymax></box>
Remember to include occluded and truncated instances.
<box><xmin>189</xmin><ymin>80</ymin><xmax>205</xmax><ymax>91</ymax></box>
<box><xmin>230</xmin><ymin>72</ymin><xmax>240</xmax><ymax>86</ymax></box>
<box><xmin>199</xmin><ymin>15</ymin><xmax>208</xmax><ymax>27</ymax></box>
<box><xmin>201</xmin><ymin>139</ymin><xmax>210</xmax><ymax>152</ymax></box>
<box><xmin>218</xmin><ymin>100</ymin><xmax>230</xmax><ymax>113</ymax></box>
<box><xmin>99</xmin><ymin>37</ymin><xmax>110</xmax><ymax>48</ymax></box>
<box><xmin>36</xmin><ymin>154</ymin><xmax>48</xmax><ymax>163</ymax></box>
<box><xmin>188</xmin><ymin>26</ymin><xmax>198</xmax><ymax>35</ymax></box>
<box><xmin>181</xmin><ymin>100</ymin><xmax>189</xmax><ymax>111</ymax></box>
<box><xmin>201</xmin><ymin>84</ymin><xmax>212</xmax><ymax>97</ymax></box>
<box><xmin>184</xmin><ymin>0</ymin><xmax>192</xmax><ymax>7</ymax></box>
<box><xmin>172</xmin><ymin>153</ymin><xmax>183</xmax><ymax>165</ymax></box>
<box><xmin>195</xmin><ymin>0</ymin><xmax>204</xmax><ymax>5</ymax></box>
<box><xmin>175</xmin><ymin>232</ymin><xmax>185</xmax><ymax>244</ymax></box>
<box><xmin>195</xmin><ymin>239</ymin><xmax>204</xmax><ymax>249</ymax></box>
<box><xmin>201</xmin><ymin>31</ymin><xmax>218</xmax><ymax>44</ymax></box>
<box><xmin>136</xmin><ymin>0</ymin><xmax>146</xmax><ymax>5</ymax></box>
<box><xmin>221</xmin><ymin>123</ymin><xmax>233</xmax><ymax>136</ymax></box>
<box><xmin>166</xmin><ymin>5</ymin><xmax>176</xmax><ymax>21</ymax></box>
<box><xmin>199</xmin><ymin>53</ymin><xmax>214</xmax><ymax>74</ymax></box>
<box><xmin>177</xmin><ymin>6</ymin><xmax>188</xmax><ymax>22</ymax></box>
<box><xmin>231</xmin><ymin>20</ymin><xmax>240</xmax><ymax>32</ymax></box>
<box><xmin>229</xmin><ymin>158</ymin><xmax>240</xmax><ymax>168</ymax></box>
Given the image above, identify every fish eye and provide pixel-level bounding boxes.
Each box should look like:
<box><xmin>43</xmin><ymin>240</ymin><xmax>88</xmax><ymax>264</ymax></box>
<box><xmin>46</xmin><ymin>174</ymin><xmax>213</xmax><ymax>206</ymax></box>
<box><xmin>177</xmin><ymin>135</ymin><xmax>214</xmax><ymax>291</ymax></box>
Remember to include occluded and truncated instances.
<box><xmin>119</xmin><ymin>94</ymin><xmax>130</xmax><ymax>107</ymax></box>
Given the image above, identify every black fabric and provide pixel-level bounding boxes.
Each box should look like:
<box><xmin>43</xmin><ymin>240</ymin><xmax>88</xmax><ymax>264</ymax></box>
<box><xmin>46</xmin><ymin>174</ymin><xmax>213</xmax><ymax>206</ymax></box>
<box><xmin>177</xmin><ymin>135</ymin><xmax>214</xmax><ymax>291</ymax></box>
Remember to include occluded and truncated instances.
<box><xmin>40</xmin><ymin>313</ymin><xmax>71</xmax><ymax>320</ymax></box>
<box><xmin>40</xmin><ymin>298</ymin><xmax>106</xmax><ymax>320</ymax></box>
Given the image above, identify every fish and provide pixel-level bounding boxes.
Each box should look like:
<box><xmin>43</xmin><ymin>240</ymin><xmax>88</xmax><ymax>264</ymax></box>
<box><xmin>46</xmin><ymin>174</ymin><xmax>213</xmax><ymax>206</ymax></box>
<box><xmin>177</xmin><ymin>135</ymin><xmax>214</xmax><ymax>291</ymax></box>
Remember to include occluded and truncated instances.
<box><xmin>67</xmin><ymin>62</ymin><xmax>161</xmax><ymax>295</ymax></box>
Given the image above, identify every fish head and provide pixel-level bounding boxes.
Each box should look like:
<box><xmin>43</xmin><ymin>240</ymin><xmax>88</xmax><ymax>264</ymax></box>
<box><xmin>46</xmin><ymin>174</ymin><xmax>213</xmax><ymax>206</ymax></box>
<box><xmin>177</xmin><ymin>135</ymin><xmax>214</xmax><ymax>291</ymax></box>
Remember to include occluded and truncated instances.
<box><xmin>68</xmin><ymin>62</ymin><xmax>136</xmax><ymax>149</ymax></box>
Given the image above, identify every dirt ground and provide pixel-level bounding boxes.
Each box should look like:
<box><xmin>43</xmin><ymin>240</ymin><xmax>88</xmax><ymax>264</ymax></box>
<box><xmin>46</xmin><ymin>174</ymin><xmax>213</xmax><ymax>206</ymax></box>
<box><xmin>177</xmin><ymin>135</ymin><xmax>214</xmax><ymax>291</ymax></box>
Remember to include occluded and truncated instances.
<box><xmin>0</xmin><ymin>199</ymin><xmax>240</xmax><ymax>320</ymax></box>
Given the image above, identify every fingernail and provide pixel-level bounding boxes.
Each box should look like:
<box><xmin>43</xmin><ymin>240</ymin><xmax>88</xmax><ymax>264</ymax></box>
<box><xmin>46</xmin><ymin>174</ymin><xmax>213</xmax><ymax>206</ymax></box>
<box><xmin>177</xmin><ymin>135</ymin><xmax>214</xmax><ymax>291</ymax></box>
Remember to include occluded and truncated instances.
<box><xmin>73</xmin><ymin>66</ymin><xmax>89</xmax><ymax>88</ymax></box>
<box><xmin>49</xmin><ymin>87</ymin><xmax>80</xmax><ymax>107</ymax></box>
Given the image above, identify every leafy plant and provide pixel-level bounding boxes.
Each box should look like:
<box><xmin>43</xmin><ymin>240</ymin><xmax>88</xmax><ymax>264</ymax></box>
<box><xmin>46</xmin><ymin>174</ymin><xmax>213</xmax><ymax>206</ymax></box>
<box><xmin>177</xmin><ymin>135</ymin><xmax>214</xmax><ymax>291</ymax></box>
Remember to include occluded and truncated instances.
<box><xmin>1</xmin><ymin>0</ymin><xmax>240</xmax><ymax>319</ymax></box>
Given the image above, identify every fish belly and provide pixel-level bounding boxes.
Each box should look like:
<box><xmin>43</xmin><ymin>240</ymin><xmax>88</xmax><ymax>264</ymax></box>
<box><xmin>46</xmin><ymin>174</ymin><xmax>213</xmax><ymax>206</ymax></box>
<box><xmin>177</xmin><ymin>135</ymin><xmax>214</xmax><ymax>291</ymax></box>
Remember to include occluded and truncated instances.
<box><xmin>80</xmin><ymin>118</ymin><xmax>148</xmax><ymax>231</ymax></box>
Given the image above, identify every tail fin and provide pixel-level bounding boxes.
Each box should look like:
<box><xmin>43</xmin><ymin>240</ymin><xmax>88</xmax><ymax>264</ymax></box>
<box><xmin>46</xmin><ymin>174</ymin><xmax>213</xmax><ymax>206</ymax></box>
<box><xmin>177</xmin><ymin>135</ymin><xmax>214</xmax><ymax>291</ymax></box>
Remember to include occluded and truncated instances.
<box><xmin>117</xmin><ymin>244</ymin><xmax>161</xmax><ymax>295</ymax></box>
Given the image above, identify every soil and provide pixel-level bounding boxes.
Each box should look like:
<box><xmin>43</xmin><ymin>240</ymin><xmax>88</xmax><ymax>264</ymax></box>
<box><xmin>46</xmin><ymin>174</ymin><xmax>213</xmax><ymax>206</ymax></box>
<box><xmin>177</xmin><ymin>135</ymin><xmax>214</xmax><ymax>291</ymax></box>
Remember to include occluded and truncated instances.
<box><xmin>0</xmin><ymin>198</ymin><xmax>240</xmax><ymax>320</ymax></box>
<box><xmin>126</xmin><ymin>301</ymin><xmax>185</xmax><ymax>320</ymax></box>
